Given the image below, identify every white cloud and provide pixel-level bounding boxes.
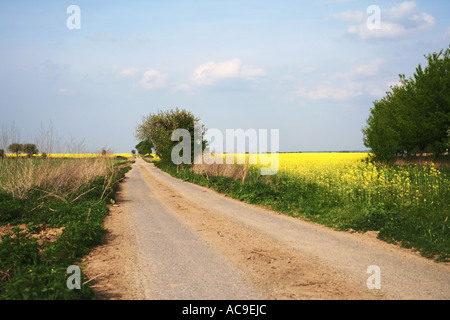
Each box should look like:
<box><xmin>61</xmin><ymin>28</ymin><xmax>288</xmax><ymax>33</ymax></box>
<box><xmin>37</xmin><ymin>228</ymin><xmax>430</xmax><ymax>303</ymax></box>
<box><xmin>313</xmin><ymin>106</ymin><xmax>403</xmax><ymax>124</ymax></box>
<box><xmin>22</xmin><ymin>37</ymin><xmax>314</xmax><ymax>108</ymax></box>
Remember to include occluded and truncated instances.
<box><xmin>334</xmin><ymin>1</ymin><xmax>435</xmax><ymax>40</ymax></box>
<box><xmin>118</xmin><ymin>67</ymin><xmax>139</xmax><ymax>78</ymax></box>
<box><xmin>100</xmin><ymin>65</ymin><xmax>168</xmax><ymax>90</ymax></box>
<box><xmin>294</xmin><ymin>81</ymin><xmax>363</xmax><ymax>100</ymax></box>
<box><xmin>384</xmin><ymin>1</ymin><xmax>417</xmax><ymax>21</ymax></box>
<box><xmin>138</xmin><ymin>70</ymin><xmax>167</xmax><ymax>90</ymax></box>
<box><xmin>333</xmin><ymin>58</ymin><xmax>384</xmax><ymax>80</ymax></box>
<box><xmin>347</xmin><ymin>22</ymin><xmax>408</xmax><ymax>39</ymax></box>
<box><xmin>191</xmin><ymin>58</ymin><xmax>265</xmax><ymax>86</ymax></box>
<box><xmin>293</xmin><ymin>59</ymin><xmax>395</xmax><ymax>101</ymax></box>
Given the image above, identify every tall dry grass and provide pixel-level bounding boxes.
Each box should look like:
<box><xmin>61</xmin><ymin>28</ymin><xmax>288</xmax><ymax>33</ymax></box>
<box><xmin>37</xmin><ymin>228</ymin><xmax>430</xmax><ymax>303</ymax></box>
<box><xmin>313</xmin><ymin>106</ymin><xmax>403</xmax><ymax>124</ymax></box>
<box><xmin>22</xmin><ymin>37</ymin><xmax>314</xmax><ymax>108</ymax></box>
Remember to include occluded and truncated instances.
<box><xmin>192</xmin><ymin>155</ymin><xmax>250</xmax><ymax>182</ymax></box>
<box><xmin>0</xmin><ymin>122</ymin><xmax>123</xmax><ymax>201</ymax></box>
<box><xmin>0</xmin><ymin>157</ymin><xmax>113</xmax><ymax>200</ymax></box>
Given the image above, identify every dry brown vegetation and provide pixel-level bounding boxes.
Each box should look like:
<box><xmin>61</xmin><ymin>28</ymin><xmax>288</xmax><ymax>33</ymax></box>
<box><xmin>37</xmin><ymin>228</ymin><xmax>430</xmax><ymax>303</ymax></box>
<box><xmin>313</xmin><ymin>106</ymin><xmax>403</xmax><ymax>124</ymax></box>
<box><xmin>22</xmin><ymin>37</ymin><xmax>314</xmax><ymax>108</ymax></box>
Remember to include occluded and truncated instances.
<box><xmin>0</xmin><ymin>157</ymin><xmax>113</xmax><ymax>200</ymax></box>
<box><xmin>191</xmin><ymin>155</ymin><xmax>251</xmax><ymax>183</ymax></box>
<box><xmin>0</xmin><ymin>121</ymin><xmax>115</xmax><ymax>200</ymax></box>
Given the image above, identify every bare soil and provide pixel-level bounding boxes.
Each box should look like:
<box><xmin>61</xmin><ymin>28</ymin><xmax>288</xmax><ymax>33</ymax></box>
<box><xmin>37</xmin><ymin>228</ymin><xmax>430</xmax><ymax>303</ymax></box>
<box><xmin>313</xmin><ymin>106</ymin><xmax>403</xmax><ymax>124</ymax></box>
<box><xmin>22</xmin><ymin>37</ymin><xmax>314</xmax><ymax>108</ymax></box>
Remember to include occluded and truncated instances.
<box><xmin>82</xmin><ymin>182</ymin><xmax>143</xmax><ymax>300</ymax></box>
<box><xmin>0</xmin><ymin>223</ymin><xmax>64</xmax><ymax>247</ymax></box>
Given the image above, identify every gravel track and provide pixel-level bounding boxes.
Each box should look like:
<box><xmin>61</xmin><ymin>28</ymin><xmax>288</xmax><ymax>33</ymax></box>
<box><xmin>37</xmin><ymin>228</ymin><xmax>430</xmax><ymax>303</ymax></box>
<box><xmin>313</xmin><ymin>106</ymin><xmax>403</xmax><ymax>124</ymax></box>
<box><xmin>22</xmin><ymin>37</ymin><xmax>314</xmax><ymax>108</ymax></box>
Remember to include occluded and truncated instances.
<box><xmin>84</xmin><ymin>158</ymin><xmax>450</xmax><ymax>300</ymax></box>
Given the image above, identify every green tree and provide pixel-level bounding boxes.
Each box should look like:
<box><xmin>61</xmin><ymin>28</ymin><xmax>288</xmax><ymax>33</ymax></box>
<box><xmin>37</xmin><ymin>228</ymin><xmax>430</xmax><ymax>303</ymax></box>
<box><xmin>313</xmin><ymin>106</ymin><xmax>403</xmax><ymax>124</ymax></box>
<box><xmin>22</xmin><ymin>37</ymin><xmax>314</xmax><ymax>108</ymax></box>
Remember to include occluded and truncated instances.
<box><xmin>0</xmin><ymin>149</ymin><xmax>4</xmax><ymax>158</ymax></box>
<box><xmin>23</xmin><ymin>143</ymin><xmax>39</xmax><ymax>158</ymax></box>
<box><xmin>8</xmin><ymin>143</ymin><xmax>23</xmax><ymax>156</ymax></box>
<box><xmin>363</xmin><ymin>47</ymin><xmax>450</xmax><ymax>162</ymax></box>
<box><xmin>135</xmin><ymin>108</ymin><xmax>207</xmax><ymax>164</ymax></box>
<box><xmin>412</xmin><ymin>49</ymin><xmax>450</xmax><ymax>155</ymax></box>
<box><xmin>135</xmin><ymin>140</ymin><xmax>153</xmax><ymax>155</ymax></box>
<box><xmin>362</xmin><ymin>98</ymin><xmax>400</xmax><ymax>164</ymax></box>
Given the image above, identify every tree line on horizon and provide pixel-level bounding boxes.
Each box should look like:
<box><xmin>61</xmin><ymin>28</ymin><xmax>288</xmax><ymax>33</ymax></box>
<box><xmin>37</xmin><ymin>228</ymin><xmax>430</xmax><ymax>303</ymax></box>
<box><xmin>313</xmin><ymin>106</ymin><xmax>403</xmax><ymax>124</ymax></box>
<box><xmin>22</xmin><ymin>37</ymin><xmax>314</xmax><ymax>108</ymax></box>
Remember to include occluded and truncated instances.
<box><xmin>0</xmin><ymin>143</ymin><xmax>39</xmax><ymax>158</ymax></box>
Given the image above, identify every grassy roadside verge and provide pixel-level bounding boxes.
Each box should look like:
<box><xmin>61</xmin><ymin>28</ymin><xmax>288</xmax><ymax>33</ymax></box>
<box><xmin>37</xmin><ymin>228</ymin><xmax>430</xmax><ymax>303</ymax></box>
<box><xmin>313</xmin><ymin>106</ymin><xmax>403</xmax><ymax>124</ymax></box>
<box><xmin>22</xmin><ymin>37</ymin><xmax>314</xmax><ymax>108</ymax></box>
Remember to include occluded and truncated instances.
<box><xmin>0</xmin><ymin>158</ymin><xmax>133</xmax><ymax>299</ymax></box>
<box><xmin>153</xmin><ymin>160</ymin><xmax>449</xmax><ymax>262</ymax></box>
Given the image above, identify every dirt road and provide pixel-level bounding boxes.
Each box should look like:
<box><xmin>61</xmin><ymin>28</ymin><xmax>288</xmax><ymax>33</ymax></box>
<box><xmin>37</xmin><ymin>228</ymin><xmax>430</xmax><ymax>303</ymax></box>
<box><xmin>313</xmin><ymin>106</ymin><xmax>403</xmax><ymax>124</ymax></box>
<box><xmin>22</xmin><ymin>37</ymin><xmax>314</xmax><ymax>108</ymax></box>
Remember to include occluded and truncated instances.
<box><xmin>83</xmin><ymin>158</ymin><xmax>450</xmax><ymax>300</ymax></box>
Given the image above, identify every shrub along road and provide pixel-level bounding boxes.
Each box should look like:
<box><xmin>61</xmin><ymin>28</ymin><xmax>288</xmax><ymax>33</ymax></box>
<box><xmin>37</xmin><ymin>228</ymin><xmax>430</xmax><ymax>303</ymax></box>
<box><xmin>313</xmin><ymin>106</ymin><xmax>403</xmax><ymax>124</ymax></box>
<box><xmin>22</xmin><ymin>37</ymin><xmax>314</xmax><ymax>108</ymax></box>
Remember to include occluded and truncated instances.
<box><xmin>84</xmin><ymin>158</ymin><xmax>450</xmax><ymax>300</ymax></box>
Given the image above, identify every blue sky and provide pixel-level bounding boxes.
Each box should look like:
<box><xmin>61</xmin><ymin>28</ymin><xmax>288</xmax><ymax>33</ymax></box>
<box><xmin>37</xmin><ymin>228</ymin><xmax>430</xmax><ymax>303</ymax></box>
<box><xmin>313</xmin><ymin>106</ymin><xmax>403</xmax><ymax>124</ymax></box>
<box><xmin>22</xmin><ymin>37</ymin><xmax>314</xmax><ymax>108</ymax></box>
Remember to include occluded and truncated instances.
<box><xmin>0</xmin><ymin>0</ymin><xmax>449</xmax><ymax>153</ymax></box>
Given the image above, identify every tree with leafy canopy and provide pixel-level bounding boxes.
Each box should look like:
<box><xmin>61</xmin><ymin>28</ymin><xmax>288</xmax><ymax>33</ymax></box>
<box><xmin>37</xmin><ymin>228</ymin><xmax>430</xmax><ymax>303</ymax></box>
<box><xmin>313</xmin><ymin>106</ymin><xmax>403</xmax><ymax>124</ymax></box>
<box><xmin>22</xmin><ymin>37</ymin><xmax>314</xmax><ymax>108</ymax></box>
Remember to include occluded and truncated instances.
<box><xmin>135</xmin><ymin>140</ymin><xmax>153</xmax><ymax>155</ymax></box>
<box><xmin>135</xmin><ymin>108</ymin><xmax>207</xmax><ymax>164</ymax></box>
<box><xmin>23</xmin><ymin>143</ymin><xmax>39</xmax><ymax>158</ymax></box>
<box><xmin>363</xmin><ymin>47</ymin><xmax>450</xmax><ymax>163</ymax></box>
<box><xmin>8</xmin><ymin>143</ymin><xmax>23</xmax><ymax>156</ymax></box>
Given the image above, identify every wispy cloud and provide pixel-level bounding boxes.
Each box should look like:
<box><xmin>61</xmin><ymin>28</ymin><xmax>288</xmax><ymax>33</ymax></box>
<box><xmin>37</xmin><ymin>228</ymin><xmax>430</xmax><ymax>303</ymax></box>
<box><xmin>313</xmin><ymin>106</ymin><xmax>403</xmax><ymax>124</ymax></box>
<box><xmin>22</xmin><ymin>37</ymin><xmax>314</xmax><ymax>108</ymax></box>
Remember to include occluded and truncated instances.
<box><xmin>295</xmin><ymin>81</ymin><xmax>363</xmax><ymax>100</ymax></box>
<box><xmin>137</xmin><ymin>69</ymin><xmax>167</xmax><ymax>90</ymax></box>
<box><xmin>191</xmin><ymin>58</ymin><xmax>265</xmax><ymax>86</ymax></box>
<box><xmin>106</xmin><ymin>65</ymin><xmax>167</xmax><ymax>90</ymax></box>
<box><xmin>332</xmin><ymin>58</ymin><xmax>385</xmax><ymax>79</ymax></box>
<box><xmin>293</xmin><ymin>58</ymin><xmax>393</xmax><ymax>101</ymax></box>
<box><xmin>118</xmin><ymin>67</ymin><xmax>139</xmax><ymax>78</ymax></box>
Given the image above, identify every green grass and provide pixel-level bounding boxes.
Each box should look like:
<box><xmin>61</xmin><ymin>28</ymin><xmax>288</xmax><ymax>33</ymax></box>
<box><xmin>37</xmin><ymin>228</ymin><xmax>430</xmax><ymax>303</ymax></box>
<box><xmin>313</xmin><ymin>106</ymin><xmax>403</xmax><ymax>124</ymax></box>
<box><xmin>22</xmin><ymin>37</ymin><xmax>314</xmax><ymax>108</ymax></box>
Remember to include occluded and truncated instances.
<box><xmin>0</xmin><ymin>158</ymin><xmax>132</xmax><ymax>300</ymax></box>
<box><xmin>154</xmin><ymin>161</ymin><xmax>450</xmax><ymax>262</ymax></box>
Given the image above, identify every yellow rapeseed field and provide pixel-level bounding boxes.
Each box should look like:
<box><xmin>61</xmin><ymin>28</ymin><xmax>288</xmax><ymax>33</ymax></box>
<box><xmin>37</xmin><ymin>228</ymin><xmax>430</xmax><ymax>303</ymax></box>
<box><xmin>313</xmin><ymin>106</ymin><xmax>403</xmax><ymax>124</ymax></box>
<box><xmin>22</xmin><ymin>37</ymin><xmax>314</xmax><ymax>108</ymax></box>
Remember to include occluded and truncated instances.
<box><xmin>270</xmin><ymin>153</ymin><xmax>448</xmax><ymax>207</ymax></box>
<box><xmin>219</xmin><ymin>152</ymin><xmax>447</xmax><ymax>208</ymax></box>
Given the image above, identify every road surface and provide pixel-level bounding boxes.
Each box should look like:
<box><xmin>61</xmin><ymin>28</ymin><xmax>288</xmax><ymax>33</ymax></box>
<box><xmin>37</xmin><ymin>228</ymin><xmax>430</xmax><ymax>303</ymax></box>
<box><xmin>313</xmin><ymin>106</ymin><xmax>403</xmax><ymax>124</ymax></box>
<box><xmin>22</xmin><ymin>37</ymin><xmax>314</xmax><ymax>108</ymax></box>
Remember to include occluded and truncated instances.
<box><xmin>84</xmin><ymin>158</ymin><xmax>450</xmax><ymax>300</ymax></box>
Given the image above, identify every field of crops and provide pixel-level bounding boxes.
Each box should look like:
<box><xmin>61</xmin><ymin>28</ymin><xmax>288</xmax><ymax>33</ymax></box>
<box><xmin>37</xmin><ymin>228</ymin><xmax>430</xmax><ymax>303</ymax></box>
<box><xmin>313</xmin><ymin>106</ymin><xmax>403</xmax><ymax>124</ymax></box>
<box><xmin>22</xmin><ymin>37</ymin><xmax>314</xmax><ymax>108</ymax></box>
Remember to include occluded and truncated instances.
<box><xmin>160</xmin><ymin>152</ymin><xmax>450</xmax><ymax>261</ymax></box>
<box><xmin>276</xmin><ymin>153</ymin><xmax>448</xmax><ymax>210</ymax></box>
<box><xmin>217</xmin><ymin>152</ymin><xmax>449</xmax><ymax>210</ymax></box>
